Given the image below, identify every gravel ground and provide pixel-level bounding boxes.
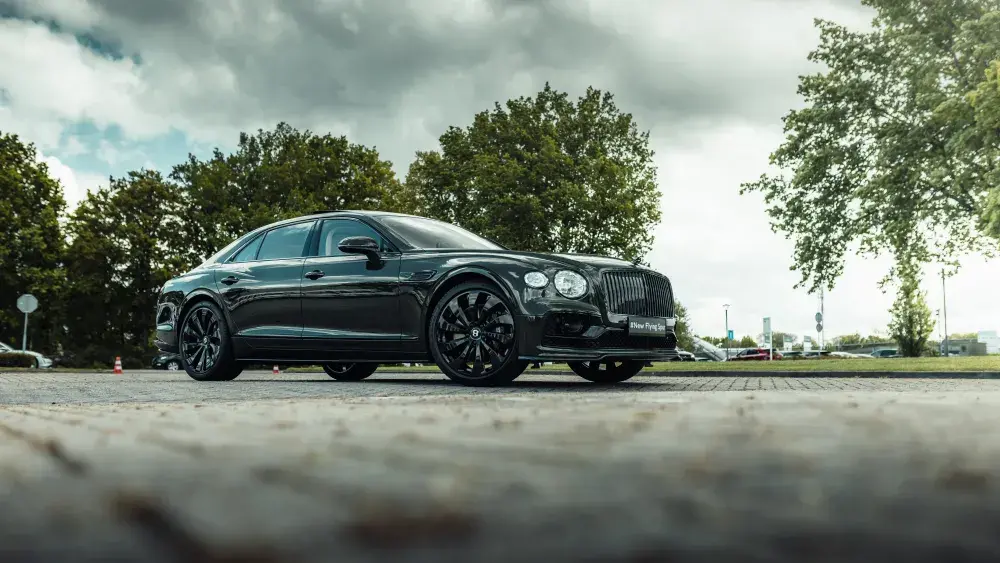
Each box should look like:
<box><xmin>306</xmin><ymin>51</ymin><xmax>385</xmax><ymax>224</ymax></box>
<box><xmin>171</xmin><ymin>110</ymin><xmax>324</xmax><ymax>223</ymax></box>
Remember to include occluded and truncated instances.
<box><xmin>2</xmin><ymin>371</ymin><xmax>1000</xmax><ymax>562</ymax></box>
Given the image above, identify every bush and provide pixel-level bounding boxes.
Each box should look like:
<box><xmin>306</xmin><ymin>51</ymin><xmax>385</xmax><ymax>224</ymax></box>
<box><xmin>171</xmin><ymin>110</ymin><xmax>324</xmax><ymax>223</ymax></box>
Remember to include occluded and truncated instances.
<box><xmin>0</xmin><ymin>353</ymin><xmax>38</xmax><ymax>368</ymax></box>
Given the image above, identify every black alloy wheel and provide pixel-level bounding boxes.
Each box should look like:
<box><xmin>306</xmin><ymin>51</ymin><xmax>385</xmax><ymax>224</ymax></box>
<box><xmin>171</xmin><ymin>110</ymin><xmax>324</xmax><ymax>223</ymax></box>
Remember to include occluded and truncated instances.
<box><xmin>568</xmin><ymin>360</ymin><xmax>644</xmax><ymax>384</ymax></box>
<box><xmin>322</xmin><ymin>362</ymin><xmax>379</xmax><ymax>381</ymax></box>
<box><xmin>429</xmin><ymin>282</ymin><xmax>528</xmax><ymax>387</ymax></box>
<box><xmin>180</xmin><ymin>302</ymin><xmax>242</xmax><ymax>381</ymax></box>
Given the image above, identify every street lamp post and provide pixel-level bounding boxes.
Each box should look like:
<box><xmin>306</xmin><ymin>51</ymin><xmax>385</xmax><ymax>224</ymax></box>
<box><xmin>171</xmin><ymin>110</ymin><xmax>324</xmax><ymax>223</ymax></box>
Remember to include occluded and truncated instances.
<box><xmin>941</xmin><ymin>269</ymin><xmax>949</xmax><ymax>357</ymax></box>
<box><xmin>723</xmin><ymin>304</ymin><xmax>730</xmax><ymax>360</ymax></box>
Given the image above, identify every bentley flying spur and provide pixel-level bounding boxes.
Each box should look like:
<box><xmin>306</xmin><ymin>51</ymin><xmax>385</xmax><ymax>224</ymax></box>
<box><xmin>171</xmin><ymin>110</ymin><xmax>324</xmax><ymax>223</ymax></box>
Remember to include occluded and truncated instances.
<box><xmin>154</xmin><ymin>211</ymin><xmax>679</xmax><ymax>386</ymax></box>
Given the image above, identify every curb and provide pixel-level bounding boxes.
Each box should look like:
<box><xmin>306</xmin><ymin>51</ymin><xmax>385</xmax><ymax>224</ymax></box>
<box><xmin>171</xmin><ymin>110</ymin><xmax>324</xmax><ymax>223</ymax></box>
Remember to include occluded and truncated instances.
<box><xmin>526</xmin><ymin>369</ymin><xmax>1000</xmax><ymax>379</ymax></box>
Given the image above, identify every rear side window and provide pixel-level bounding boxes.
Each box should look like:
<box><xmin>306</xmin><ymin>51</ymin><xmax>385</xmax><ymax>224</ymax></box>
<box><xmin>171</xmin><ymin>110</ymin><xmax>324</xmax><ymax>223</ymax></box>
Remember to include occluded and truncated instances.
<box><xmin>256</xmin><ymin>221</ymin><xmax>315</xmax><ymax>261</ymax></box>
<box><xmin>230</xmin><ymin>235</ymin><xmax>263</xmax><ymax>263</ymax></box>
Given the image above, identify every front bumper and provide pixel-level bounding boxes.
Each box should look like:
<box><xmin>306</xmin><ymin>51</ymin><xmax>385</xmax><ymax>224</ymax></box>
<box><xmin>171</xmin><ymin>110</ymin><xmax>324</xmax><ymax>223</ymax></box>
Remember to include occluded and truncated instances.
<box><xmin>154</xmin><ymin>323</ymin><xmax>179</xmax><ymax>354</ymax></box>
<box><xmin>515</xmin><ymin>312</ymin><xmax>679</xmax><ymax>362</ymax></box>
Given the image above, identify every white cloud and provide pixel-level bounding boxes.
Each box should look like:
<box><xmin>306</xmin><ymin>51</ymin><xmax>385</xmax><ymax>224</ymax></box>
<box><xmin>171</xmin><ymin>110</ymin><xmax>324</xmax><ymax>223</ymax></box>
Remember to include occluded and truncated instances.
<box><xmin>38</xmin><ymin>153</ymin><xmax>106</xmax><ymax>210</ymax></box>
<box><xmin>3</xmin><ymin>0</ymin><xmax>1000</xmax><ymax>343</ymax></box>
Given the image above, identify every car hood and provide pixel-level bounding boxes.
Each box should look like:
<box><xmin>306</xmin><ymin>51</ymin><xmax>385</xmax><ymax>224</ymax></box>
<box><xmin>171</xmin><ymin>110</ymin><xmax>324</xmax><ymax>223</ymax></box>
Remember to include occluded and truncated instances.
<box><xmin>484</xmin><ymin>250</ymin><xmax>639</xmax><ymax>272</ymax></box>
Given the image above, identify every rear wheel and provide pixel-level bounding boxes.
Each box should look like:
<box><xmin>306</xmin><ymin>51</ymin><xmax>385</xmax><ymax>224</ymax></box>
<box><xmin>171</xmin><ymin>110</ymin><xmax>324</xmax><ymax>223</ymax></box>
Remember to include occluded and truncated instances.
<box><xmin>166</xmin><ymin>360</ymin><xmax>181</xmax><ymax>371</ymax></box>
<box><xmin>568</xmin><ymin>360</ymin><xmax>644</xmax><ymax>384</ymax></box>
<box><xmin>322</xmin><ymin>363</ymin><xmax>378</xmax><ymax>381</ymax></box>
<box><xmin>429</xmin><ymin>282</ymin><xmax>528</xmax><ymax>387</ymax></box>
<box><xmin>180</xmin><ymin>301</ymin><xmax>240</xmax><ymax>381</ymax></box>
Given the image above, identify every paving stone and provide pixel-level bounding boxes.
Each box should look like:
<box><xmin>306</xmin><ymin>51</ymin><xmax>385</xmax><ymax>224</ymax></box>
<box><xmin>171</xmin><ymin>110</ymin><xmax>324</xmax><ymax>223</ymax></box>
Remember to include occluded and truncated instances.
<box><xmin>2</xmin><ymin>372</ymin><xmax>1000</xmax><ymax>561</ymax></box>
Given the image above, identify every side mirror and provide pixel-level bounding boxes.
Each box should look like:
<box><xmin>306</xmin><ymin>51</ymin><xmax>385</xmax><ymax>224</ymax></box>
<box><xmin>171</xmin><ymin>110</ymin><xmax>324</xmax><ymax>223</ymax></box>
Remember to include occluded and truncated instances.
<box><xmin>338</xmin><ymin>236</ymin><xmax>382</xmax><ymax>265</ymax></box>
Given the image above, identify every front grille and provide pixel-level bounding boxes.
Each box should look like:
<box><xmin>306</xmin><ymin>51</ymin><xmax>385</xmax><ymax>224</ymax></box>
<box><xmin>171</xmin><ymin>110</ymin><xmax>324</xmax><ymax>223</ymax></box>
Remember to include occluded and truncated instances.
<box><xmin>601</xmin><ymin>270</ymin><xmax>674</xmax><ymax>318</ymax></box>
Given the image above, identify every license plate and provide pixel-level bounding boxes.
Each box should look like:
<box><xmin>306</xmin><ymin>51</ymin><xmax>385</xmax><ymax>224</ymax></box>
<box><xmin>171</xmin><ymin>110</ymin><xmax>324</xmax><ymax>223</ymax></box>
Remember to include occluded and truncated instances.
<box><xmin>628</xmin><ymin>316</ymin><xmax>668</xmax><ymax>337</ymax></box>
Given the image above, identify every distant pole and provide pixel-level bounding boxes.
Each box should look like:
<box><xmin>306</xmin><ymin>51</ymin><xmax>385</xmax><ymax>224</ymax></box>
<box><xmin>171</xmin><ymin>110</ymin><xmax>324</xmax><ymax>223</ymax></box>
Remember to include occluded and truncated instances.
<box><xmin>820</xmin><ymin>289</ymin><xmax>825</xmax><ymax>350</ymax></box>
<box><xmin>22</xmin><ymin>312</ymin><xmax>28</xmax><ymax>351</ymax></box>
<box><xmin>942</xmin><ymin>269</ymin><xmax>949</xmax><ymax>356</ymax></box>
<box><xmin>724</xmin><ymin>304</ymin><xmax>730</xmax><ymax>360</ymax></box>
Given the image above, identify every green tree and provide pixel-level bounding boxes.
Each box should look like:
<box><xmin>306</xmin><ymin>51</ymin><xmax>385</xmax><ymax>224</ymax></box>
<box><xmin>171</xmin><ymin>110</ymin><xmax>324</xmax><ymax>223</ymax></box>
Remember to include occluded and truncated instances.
<box><xmin>63</xmin><ymin>170</ymin><xmax>185</xmax><ymax>367</ymax></box>
<box><xmin>736</xmin><ymin>335</ymin><xmax>759</xmax><ymax>348</ymax></box>
<box><xmin>699</xmin><ymin>335</ymin><xmax>725</xmax><ymax>346</ymax></box>
<box><xmin>0</xmin><ymin>132</ymin><xmax>66</xmax><ymax>353</ymax></box>
<box><xmin>887</xmin><ymin>271</ymin><xmax>935</xmax><ymax>357</ymax></box>
<box><xmin>741</xmin><ymin>0</ymin><xmax>1000</xmax><ymax>293</ymax></box>
<box><xmin>406</xmin><ymin>83</ymin><xmax>661</xmax><ymax>262</ymax></box>
<box><xmin>833</xmin><ymin>333</ymin><xmax>863</xmax><ymax>346</ymax></box>
<box><xmin>949</xmin><ymin>332</ymin><xmax>980</xmax><ymax>340</ymax></box>
<box><xmin>673</xmin><ymin>301</ymin><xmax>693</xmax><ymax>351</ymax></box>
<box><xmin>170</xmin><ymin>122</ymin><xmax>408</xmax><ymax>267</ymax></box>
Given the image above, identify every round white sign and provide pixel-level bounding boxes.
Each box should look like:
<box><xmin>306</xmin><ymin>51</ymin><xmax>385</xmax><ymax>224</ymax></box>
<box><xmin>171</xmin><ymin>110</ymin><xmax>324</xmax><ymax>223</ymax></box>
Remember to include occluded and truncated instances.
<box><xmin>17</xmin><ymin>294</ymin><xmax>38</xmax><ymax>314</ymax></box>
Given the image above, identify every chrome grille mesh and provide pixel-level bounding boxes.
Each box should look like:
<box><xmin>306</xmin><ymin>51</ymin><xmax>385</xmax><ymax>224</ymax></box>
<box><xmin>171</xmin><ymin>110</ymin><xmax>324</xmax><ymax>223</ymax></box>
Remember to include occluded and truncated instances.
<box><xmin>601</xmin><ymin>270</ymin><xmax>674</xmax><ymax>318</ymax></box>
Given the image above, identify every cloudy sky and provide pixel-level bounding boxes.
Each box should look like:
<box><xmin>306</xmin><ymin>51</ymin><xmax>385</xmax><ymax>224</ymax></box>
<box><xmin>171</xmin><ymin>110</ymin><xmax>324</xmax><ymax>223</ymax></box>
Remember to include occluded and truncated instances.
<box><xmin>2</xmin><ymin>0</ymin><xmax>998</xmax><ymax>343</ymax></box>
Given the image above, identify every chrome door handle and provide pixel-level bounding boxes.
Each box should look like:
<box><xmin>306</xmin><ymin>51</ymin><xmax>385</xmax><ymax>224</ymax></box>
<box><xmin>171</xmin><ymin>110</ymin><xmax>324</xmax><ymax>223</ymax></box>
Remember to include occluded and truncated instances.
<box><xmin>304</xmin><ymin>270</ymin><xmax>325</xmax><ymax>280</ymax></box>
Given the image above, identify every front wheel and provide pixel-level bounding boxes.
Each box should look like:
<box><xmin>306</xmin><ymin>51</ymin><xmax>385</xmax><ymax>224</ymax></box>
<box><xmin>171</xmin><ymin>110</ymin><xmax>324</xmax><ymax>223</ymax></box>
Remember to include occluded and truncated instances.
<box><xmin>180</xmin><ymin>301</ymin><xmax>240</xmax><ymax>381</ymax></box>
<box><xmin>568</xmin><ymin>360</ymin><xmax>644</xmax><ymax>384</ymax></box>
<box><xmin>166</xmin><ymin>360</ymin><xmax>181</xmax><ymax>371</ymax></box>
<box><xmin>323</xmin><ymin>363</ymin><xmax>378</xmax><ymax>381</ymax></box>
<box><xmin>428</xmin><ymin>282</ymin><xmax>528</xmax><ymax>387</ymax></box>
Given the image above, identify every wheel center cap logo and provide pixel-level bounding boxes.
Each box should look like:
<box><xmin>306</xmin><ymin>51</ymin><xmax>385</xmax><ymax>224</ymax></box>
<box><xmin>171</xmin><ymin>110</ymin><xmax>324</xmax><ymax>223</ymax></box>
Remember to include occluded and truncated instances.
<box><xmin>471</xmin><ymin>328</ymin><xmax>481</xmax><ymax>339</ymax></box>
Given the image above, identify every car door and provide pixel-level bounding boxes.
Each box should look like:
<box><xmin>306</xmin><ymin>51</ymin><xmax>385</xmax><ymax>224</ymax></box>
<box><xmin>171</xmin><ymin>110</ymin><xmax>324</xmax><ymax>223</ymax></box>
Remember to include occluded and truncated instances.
<box><xmin>213</xmin><ymin>220</ymin><xmax>316</xmax><ymax>350</ymax></box>
<box><xmin>299</xmin><ymin>217</ymin><xmax>402</xmax><ymax>354</ymax></box>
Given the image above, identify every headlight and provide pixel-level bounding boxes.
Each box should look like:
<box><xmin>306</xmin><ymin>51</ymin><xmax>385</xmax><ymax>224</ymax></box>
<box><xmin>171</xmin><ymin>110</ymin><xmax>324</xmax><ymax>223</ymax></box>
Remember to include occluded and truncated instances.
<box><xmin>554</xmin><ymin>270</ymin><xmax>588</xmax><ymax>298</ymax></box>
<box><xmin>523</xmin><ymin>271</ymin><xmax>549</xmax><ymax>288</ymax></box>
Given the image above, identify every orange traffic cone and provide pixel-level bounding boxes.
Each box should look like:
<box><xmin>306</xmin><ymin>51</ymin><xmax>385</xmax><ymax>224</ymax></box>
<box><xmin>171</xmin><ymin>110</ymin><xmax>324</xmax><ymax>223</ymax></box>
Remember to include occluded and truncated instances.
<box><xmin>272</xmin><ymin>365</ymin><xmax>280</xmax><ymax>375</ymax></box>
<box><xmin>113</xmin><ymin>356</ymin><xmax>123</xmax><ymax>375</ymax></box>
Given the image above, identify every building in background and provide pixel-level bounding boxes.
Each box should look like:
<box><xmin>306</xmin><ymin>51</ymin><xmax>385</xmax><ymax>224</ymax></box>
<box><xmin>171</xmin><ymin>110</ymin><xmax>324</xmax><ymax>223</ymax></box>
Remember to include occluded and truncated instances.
<box><xmin>978</xmin><ymin>331</ymin><xmax>1000</xmax><ymax>354</ymax></box>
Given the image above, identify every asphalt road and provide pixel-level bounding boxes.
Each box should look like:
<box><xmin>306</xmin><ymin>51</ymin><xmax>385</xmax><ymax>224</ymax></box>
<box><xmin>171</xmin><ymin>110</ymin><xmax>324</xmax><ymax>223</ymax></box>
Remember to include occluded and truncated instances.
<box><xmin>3</xmin><ymin>371</ymin><xmax>1000</xmax><ymax>562</ymax></box>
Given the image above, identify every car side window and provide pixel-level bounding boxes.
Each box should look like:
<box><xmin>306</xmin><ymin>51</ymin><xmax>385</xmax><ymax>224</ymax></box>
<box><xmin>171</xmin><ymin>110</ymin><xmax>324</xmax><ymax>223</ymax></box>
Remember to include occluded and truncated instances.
<box><xmin>230</xmin><ymin>235</ymin><xmax>263</xmax><ymax>263</ymax></box>
<box><xmin>256</xmin><ymin>221</ymin><xmax>315</xmax><ymax>261</ymax></box>
<box><xmin>315</xmin><ymin>219</ymin><xmax>386</xmax><ymax>257</ymax></box>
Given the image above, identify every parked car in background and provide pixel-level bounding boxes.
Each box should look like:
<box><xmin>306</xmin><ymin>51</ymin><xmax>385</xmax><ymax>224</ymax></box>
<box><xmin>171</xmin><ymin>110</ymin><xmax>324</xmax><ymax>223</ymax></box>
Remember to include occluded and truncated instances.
<box><xmin>151</xmin><ymin>352</ymin><xmax>182</xmax><ymax>370</ymax></box>
<box><xmin>830</xmin><ymin>351</ymin><xmax>873</xmax><ymax>359</ymax></box>
<box><xmin>0</xmin><ymin>342</ymin><xmax>53</xmax><ymax>368</ymax></box>
<box><xmin>871</xmin><ymin>349</ymin><xmax>900</xmax><ymax>358</ymax></box>
<box><xmin>730</xmin><ymin>348</ymin><xmax>783</xmax><ymax>361</ymax></box>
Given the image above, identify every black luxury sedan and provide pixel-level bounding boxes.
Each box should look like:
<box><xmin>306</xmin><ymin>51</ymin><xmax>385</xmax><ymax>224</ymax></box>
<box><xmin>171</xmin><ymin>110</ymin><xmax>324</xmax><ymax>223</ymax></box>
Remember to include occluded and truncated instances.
<box><xmin>153</xmin><ymin>211</ymin><xmax>679</xmax><ymax>386</ymax></box>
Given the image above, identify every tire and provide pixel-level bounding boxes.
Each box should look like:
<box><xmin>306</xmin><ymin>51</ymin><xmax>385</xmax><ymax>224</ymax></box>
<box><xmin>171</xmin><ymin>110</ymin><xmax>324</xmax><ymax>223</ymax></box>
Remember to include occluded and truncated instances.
<box><xmin>179</xmin><ymin>301</ymin><xmax>240</xmax><ymax>381</ymax></box>
<box><xmin>323</xmin><ymin>363</ymin><xmax>378</xmax><ymax>381</ymax></box>
<box><xmin>166</xmin><ymin>360</ymin><xmax>181</xmax><ymax>371</ymax></box>
<box><xmin>428</xmin><ymin>281</ymin><xmax>528</xmax><ymax>387</ymax></box>
<box><xmin>568</xmin><ymin>360</ymin><xmax>644</xmax><ymax>384</ymax></box>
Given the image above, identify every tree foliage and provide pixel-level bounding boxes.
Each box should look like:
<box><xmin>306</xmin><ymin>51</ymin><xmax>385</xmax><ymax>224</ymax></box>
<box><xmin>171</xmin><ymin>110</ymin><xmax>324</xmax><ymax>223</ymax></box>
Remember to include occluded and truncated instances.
<box><xmin>1</xmin><ymin>103</ymin><xmax>668</xmax><ymax>366</ymax></box>
<box><xmin>742</xmin><ymin>0</ymin><xmax>1000</xmax><ymax>293</ymax></box>
<box><xmin>673</xmin><ymin>301</ymin><xmax>693</xmax><ymax>351</ymax></box>
<box><xmin>887</xmin><ymin>270</ymin><xmax>935</xmax><ymax>357</ymax></box>
<box><xmin>63</xmin><ymin>170</ymin><xmax>185</xmax><ymax>367</ymax></box>
<box><xmin>406</xmin><ymin>83</ymin><xmax>661</xmax><ymax>262</ymax></box>
<box><xmin>0</xmin><ymin>132</ymin><xmax>66</xmax><ymax>351</ymax></box>
<box><xmin>170</xmin><ymin>122</ymin><xmax>407</xmax><ymax>268</ymax></box>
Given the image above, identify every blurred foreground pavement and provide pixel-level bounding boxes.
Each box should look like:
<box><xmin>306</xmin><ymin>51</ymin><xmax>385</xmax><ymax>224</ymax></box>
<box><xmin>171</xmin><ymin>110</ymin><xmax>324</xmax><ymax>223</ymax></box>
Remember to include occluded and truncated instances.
<box><xmin>1</xmin><ymin>373</ymin><xmax>1000</xmax><ymax>562</ymax></box>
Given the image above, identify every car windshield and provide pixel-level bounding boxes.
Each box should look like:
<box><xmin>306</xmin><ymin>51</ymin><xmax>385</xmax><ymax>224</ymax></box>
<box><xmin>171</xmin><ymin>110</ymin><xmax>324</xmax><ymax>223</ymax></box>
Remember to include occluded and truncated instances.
<box><xmin>378</xmin><ymin>216</ymin><xmax>504</xmax><ymax>250</ymax></box>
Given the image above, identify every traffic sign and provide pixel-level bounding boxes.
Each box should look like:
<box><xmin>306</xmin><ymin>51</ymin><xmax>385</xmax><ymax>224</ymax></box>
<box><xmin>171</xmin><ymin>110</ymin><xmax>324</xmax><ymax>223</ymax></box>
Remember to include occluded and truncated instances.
<box><xmin>17</xmin><ymin>294</ymin><xmax>38</xmax><ymax>352</ymax></box>
<box><xmin>815</xmin><ymin>312</ymin><xmax>823</xmax><ymax>323</ymax></box>
<box><xmin>816</xmin><ymin>322</ymin><xmax>823</xmax><ymax>333</ymax></box>
<box><xmin>17</xmin><ymin>294</ymin><xmax>38</xmax><ymax>314</ymax></box>
<box><xmin>727</xmin><ymin>329</ymin><xmax>734</xmax><ymax>340</ymax></box>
